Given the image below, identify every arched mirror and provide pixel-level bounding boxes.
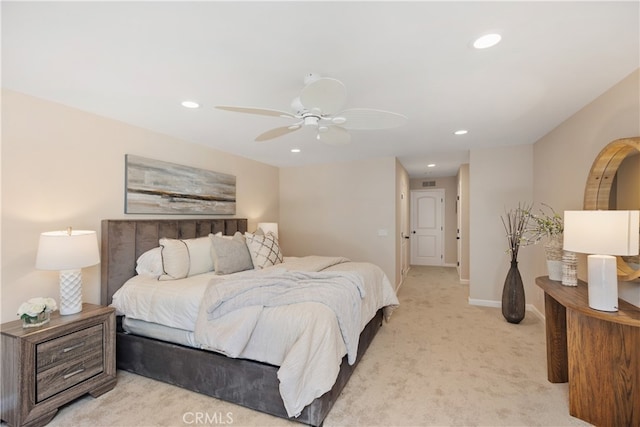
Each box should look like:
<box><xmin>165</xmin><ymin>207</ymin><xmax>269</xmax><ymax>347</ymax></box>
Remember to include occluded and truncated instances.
<box><xmin>583</xmin><ymin>137</ymin><xmax>640</xmax><ymax>281</ymax></box>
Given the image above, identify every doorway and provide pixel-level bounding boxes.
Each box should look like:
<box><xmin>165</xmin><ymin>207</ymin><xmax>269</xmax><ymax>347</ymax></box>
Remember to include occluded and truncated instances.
<box><xmin>410</xmin><ymin>189</ymin><xmax>444</xmax><ymax>266</ymax></box>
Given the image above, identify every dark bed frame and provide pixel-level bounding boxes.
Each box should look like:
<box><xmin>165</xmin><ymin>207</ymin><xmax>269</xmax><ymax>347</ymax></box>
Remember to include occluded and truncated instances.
<box><xmin>100</xmin><ymin>219</ymin><xmax>384</xmax><ymax>426</ymax></box>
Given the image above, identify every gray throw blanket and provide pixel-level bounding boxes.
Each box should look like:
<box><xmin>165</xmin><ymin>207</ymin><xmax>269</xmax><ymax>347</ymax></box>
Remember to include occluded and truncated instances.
<box><xmin>204</xmin><ymin>269</ymin><xmax>366</xmax><ymax>364</ymax></box>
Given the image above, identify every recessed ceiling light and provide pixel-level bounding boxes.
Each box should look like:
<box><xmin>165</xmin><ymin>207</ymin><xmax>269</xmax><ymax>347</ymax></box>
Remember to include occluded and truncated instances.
<box><xmin>291</xmin><ymin>148</ymin><xmax>301</xmax><ymax>153</ymax></box>
<box><xmin>427</xmin><ymin>164</ymin><xmax>436</xmax><ymax>168</ymax></box>
<box><xmin>454</xmin><ymin>129</ymin><xmax>468</xmax><ymax>135</ymax></box>
<box><xmin>181</xmin><ymin>101</ymin><xmax>200</xmax><ymax>109</ymax></box>
<box><xmin>473</xmin><ymin>33</ymin><xmax>501</xmax><ymax>49</ymax></box>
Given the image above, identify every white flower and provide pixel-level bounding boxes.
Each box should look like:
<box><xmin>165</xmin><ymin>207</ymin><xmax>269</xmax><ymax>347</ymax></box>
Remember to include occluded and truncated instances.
<box><xmin>17</xmin><ymin>297</ymin><xmax>57</xmax><ymax>318</ymax></box>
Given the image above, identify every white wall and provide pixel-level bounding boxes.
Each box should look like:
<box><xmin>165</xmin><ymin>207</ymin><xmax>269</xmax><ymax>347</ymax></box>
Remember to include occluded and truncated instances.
<box><xmin>1</xmin><ymin>90</ymin><xmax>280</xmax><ymax>323</ymax></box>
<box><xmin>469</xmin><ymin>144</ymin><xmax>534</xmax><ymax>307</ymax></box>
<box><xmin>279</xmin><ymin>157</ymin><xmax>397</xmax><ymax>286</ymax></box>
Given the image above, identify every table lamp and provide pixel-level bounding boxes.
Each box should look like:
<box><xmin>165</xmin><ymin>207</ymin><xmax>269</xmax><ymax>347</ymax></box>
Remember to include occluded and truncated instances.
<box><xmin>563</xmin><ymin>210</ymin><xmax>639</xmax><ymax>312</ymax></box>
<box><xmin>36</xmin><ymin>228</ymin><xmax>100</xmax><ymax>315</ymax></box>
<box><xmin>257</xmin><ymin>222</ymin><xmax>278</xmax><ymax>239</ymax></box>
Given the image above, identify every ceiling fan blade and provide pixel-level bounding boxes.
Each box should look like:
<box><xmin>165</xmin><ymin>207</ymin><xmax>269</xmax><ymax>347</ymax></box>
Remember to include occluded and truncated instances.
<box><xmin>336</xmin><ymin>108</ymin><xmax>408</xmax><ymax>130</ymax></box>
<box><xmin>300</xmin><ymin>78</ymin><xmax>346</xmax><ymax>115</ymax></box>
<box><xmin>255</xmin><ymin>124</ymin><xmax>302</xmax><ymax>142</ymax></box>
<box><xmin>216</xmin><ymin>106</ymin><xmax>296</xmax><ymax>119</ymax></box>
<box><xmin>318</xmin><ymin>126</ymin><xmax>351</xmax><ymax>145</ymax></box>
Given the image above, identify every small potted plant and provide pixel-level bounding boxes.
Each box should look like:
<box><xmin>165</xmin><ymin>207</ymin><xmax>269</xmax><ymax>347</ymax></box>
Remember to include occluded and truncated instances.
<box><xmin>17</xmin><ymin>297</ymin><xmax>57</xmax><ymax>328</ymax></box>
<box><xmin>528</xmin><ymin>203</ymin><xmax>564</xmax><ymax>281</ymax></box>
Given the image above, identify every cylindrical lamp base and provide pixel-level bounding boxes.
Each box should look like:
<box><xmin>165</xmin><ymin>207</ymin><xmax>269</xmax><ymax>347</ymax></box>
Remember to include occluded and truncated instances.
<box><xmin>587</xmin><ymin>255</ymin><xmax>618</xmax><ymax>312</ymax></box>
<box><xmin>59</xmin><ymin>269</ymin><xmax>83</xmax><ymax>315</ymax></box>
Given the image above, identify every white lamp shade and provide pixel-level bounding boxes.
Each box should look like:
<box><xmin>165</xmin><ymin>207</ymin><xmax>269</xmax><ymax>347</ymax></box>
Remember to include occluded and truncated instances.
<box><xmin>563</xmin><ymin>210</ymin><xmax>639</xmax><ymax>256</ymax></box>
<box><xmin>257</xmin><ymin>222</ymin><xmax>278</xmax><ymax>239</ymax></box>
<box><xmin>36</xmin><ymin>230</ymin><xmax>100</xmax><ymax>270</ymax></box>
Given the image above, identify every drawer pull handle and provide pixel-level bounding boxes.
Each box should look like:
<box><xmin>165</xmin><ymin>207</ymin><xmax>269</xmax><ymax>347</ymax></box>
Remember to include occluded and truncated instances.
<box><xmin>63</xmin><ymin>368</ymin><xmax>85</xmax><ymax>379</ymax></box>
<box><xmin>62</xmin><ymin>343</ymin><xmax>85</xmax><ymax>353</ymax></box>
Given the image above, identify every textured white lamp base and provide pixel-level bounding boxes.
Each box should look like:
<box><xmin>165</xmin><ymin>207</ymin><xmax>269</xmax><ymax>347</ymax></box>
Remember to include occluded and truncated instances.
<box><xmin>59</xmin><ymin>269</ymin><xmax>83</xmax><ymax>315</ymax></box>
<box><xmin>587</xmin><ymin>255</ymin><xmax>618</xmax><ymax>312</ymax></box>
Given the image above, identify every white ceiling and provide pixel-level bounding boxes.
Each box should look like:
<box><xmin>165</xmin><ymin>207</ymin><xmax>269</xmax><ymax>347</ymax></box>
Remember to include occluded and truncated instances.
<box><xmin>3</xmin><ymin>1</ymin><xmax>639</xmax><ymax>178</ymax></box>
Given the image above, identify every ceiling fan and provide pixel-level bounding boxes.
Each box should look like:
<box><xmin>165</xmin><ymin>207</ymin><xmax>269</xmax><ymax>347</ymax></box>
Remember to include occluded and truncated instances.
<box><xmin>216</xmin><ymin>73</ymin><xmax>408</xmax><ymax>145</ymax></box>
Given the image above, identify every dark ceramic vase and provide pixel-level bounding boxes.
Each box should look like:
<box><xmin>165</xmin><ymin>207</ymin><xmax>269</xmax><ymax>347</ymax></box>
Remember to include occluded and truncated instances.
<box><xmin>501</xmin><ymin>260</ymin><xmax>525</xmax><ymax>324</ymax></box>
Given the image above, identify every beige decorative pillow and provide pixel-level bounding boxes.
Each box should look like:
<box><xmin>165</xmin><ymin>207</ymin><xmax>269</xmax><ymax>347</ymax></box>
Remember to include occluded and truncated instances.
<box><xmin>244</xmin><ymin>232</ymin><xmax>283</xmax><ymax>269</ymax></box>
<box><xmin>210</xmin><ymin>232</ymin><xmax>254</xmax><ymax>275</ymax></box>
<box><xmin>158</xmin><ymin>236</ymin><xmax>214</xmax><ymax>280</ymax></box>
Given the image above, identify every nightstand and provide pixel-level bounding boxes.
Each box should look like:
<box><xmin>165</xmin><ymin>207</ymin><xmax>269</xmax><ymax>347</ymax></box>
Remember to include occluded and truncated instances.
<box><xmin>1</xmin><ymin>303</ymin><xmax>116</xmax><ymax>427</ymax></box>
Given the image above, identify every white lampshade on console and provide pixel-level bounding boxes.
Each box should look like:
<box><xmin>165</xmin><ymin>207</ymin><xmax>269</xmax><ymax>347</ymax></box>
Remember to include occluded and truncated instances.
<box><xmin>36</xmin><ymin>228</ymin><xmax>100</xmax><ymax>315</ymax></box>
<box><xmin>563</xmin><ymin>210</ymin><xmax>640</xmax><ymax>312</ymax></box>
<box><xmin>257</xmin><ymin>222</ymin><xmax>278</xmax><ymax>239</ymax></box>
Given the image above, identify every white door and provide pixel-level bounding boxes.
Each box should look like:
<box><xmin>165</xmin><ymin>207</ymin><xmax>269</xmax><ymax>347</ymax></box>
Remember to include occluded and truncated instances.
<box><xmin>410</xmin><ymin>189</ymin><xmax>444</xmax><ymax>266</ymax></box>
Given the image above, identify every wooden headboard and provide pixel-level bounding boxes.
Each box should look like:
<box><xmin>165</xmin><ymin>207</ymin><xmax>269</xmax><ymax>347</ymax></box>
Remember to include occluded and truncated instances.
<box><xmin>100</xmin><ymin>219</ymin><xmax>248</xmax><ymax>305</ymax></box>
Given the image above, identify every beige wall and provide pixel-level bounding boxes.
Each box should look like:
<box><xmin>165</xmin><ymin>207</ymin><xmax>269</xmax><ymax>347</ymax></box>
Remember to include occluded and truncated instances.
<box><xmin>1</xmin><ymin>90</ymin><xmax>280</xmax><ymax>323</ymax></box>
<box><xmin>279</xmin><ymin>157</ymin><xmax>398</xmax><ymax>287</ymax></box>
<box><xmin>532</xmin><ymin>68</ymin><xmax>640</xmax><ymax>311</ymax></box>
<box><xmin>409</xmin><ymin>176</ymin><xmax>458</xmax><ymax>266</ymax></box>
<box><xmin>468</xmin><ymin>144</ymin><xmax>535</xmax><ymax>306</ymax></box>
<box><xmin>467</xmin><ymin>69</ymin><xmax>640</xmax><ymax>313</ymax></box>
<box><xmin>616</xmin><ymin>152</ymin><xmax>639</xmax><ymax>209</ymax></box>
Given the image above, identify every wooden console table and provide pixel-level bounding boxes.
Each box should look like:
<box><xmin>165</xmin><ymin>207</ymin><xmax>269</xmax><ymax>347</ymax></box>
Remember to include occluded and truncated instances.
<box><xmin>536</xmin><ymin>276</ymin><xmax>640</xmax><ymax>427</ymax></box>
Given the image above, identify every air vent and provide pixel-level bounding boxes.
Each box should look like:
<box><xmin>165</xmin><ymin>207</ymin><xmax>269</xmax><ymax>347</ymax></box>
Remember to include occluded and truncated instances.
<box><xmin>422</xmin><ymin>181</ymin><xmax>436</xmax><ymax>187</ymax></box>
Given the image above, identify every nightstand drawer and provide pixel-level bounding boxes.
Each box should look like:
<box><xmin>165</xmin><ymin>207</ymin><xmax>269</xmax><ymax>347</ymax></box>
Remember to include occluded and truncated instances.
<box><xmin>36</xmin><ymin>324</ymin><xmax>103</xmax><ymax>371</ymax></box>
<box><xmin>36</xmin><ymin>324</ymin><xmax>104</xmax><ymax>402</ymax></box>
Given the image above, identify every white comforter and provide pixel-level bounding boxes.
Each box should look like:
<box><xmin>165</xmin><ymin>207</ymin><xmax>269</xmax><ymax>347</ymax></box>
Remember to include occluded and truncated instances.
<box><xmin>198</xmin><ymin>269</ymin><xmax>366</xmax><ymax>364</ymax></box>
<box><xmin>111</xmin><ymin>256</ymin><xmax>399</xmax><ymax>418</ymax></box>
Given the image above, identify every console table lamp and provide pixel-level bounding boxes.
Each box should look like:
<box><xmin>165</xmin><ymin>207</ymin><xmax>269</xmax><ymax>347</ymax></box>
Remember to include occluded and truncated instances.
<box><xmin>36</xmin><ymin>228</ymin><xmax>100</xmax><ymax>315</ymax></box>
<box><xmin>258</xmin><ymin>222</ymin><xmax>278</xmax><ymax>239</ymax></box>
<box><xmin>563</xmin><ymin>210</ymin><xmax>639</xmax><ymax>312</ymax></box>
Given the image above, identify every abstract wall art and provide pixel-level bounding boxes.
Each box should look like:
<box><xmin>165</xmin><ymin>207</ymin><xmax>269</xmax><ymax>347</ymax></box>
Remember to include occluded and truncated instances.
<box><xmin>125</xmin><ymin>155</ymin><xmax>236</xmax><ymax>215</ymax></box>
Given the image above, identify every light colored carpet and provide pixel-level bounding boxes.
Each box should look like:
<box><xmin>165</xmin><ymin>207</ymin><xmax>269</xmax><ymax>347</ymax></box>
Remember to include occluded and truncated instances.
<box><xmin>41</xmin><ymin>266</ymin><xmax>591</xmax><ymax>427</ymax></box>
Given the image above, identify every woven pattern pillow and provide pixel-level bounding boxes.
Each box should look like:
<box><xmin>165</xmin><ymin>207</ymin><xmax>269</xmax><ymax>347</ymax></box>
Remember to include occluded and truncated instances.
<box><xmin>245</xmin><ymin>232</ymin><xmax>283</xmax><ymax>269</ymax></box>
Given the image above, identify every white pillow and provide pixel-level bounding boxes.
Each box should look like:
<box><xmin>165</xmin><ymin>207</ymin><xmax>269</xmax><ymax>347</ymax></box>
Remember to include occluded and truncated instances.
<box><xmin>158</xmin><ymin>236</ymin><xmax>214</xmax><ymax>280</ymax></box>
<box><xmin>135</xmin><ymin>247</ymin><xmax>163</xmax><ymax>277</ymax></box>
<box><xmin>244</xmin><ymin>232</ymin><xmax>283</xmax><ymax>269</ymax></box>
<box><xmin>184</xmin><ymin>236</ymin><xmax>215</xmax><ymax>276</ymax></box>
<box><xmin>159</xmin><ymin>238</ymin><xmax>189</xmax><ymax>280</ymax></box>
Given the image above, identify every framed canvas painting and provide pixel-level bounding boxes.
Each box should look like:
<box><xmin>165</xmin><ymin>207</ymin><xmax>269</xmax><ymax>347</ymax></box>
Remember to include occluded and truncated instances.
<box><xmin>125</xmin><ymin>155</ymin><xmax>236</xmax><ymax>215</ymax></box>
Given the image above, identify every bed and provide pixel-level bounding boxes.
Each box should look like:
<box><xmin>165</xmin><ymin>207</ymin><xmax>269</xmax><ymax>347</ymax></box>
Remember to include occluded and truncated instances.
<box><xmin>100</xmin><ymin>218</ymin><xmax>398</xmax><ymax>426</ymax></box>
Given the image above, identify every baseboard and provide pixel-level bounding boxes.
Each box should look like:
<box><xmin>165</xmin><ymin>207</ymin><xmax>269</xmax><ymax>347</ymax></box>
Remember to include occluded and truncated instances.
<box><xmin>459</xmin><ymin>278</ymin><xmax>469</xmax><ymax>285</ymax></box>
<box><xmin>396</xmin><ymin>266</ymin><xmax>411</xmax><ymax>292</ymax></box>
<box><xmin>468</xmin><ymin>298</ymin><xmax>545</xmax><ymax>320</ymax></box>
<box><xmin>468</xmin><ymin>298</ymin><xmax>500</xmax><ymax>308</ymax></box>
<box><xmin>528</xmin><ymin>304</ymin><xmax>545</xmax><ymax>320</ymax></box>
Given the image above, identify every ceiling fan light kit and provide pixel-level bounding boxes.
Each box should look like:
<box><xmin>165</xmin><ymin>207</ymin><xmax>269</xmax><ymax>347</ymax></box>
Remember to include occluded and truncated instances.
<box><xmin>216</xmin><ymin>74</ymin><xmax>408</xmax><ymax>146</ymax></box>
